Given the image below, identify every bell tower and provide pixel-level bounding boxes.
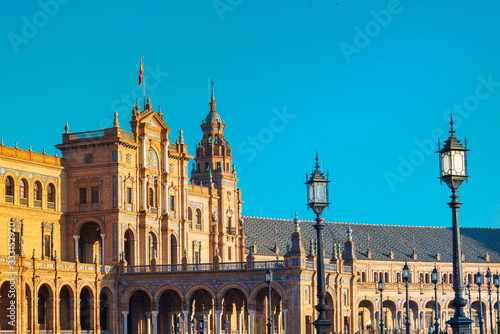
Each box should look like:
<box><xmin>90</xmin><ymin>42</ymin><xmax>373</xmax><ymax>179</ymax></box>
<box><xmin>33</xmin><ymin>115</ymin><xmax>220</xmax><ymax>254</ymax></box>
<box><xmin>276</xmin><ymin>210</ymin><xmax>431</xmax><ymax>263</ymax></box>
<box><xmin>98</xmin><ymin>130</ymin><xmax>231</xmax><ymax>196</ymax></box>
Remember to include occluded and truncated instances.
<box><xmin>191</xmin><ymin>82</ymin><xmax>243</xmax><ymax>262</ymax></box>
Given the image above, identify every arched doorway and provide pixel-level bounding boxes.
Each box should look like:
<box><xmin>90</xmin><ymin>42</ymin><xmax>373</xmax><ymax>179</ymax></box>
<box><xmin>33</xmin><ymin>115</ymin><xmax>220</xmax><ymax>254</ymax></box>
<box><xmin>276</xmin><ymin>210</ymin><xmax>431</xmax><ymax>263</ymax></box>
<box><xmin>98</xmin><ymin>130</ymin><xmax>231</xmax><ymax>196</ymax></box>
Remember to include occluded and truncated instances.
<box><xmin>326</xmin><ymin>292</ymin><xmax>335</xmax><ymax>329</ymax></box>
<box><xmin>80</xmin><ymin>286</ymin><xmax>93</xmax><ymax>331</ymax></box>
<box><xmin>124</xmin><ymin>229</ymin><xmax>136</xmax><ymax>265</ymax></box>
<box><xmin>38</xmin><ymin>284</ymin><xmax>53</xmax><ymax>330</ymax></box>
<box><xmin>100</xmin><ymin>287</ymin><xmax>113</xmax><ymax>331</ymax></box>
<box><xmin>255</xmin><ymin>286</ymin><xmax>283</xmax><ymax>334</ymax></box>
<box><xmin>25</xmin><ymin>284</ymin><xmax>33</xmax><ymax>333</ymax></box>
<box><xmin>382</xmin><ymin>299</ymin><xmax>397</xmax><ymax>331</ymax></box>
<box><xmin>148</xmin><ymin>231</ymin><xmax>158</xmax><ymax>263</ymax></box>
<box><xmin>79</xmin><ymin>222</ymin><xmax>102</xmax><ymax>264</ymax></box>
<box><xmin>221</xmin><ymin>288</ymin><xmax>248</xmax><ymax>334</ymax></box>
<box><xmin>128</xmin><ymin>290</ymin><xmax>152</xmax><ymax>333</ymax></box>
<box><xmin>171</xmin><ymin>234</ymin><xmax>178</xmax><ymax>265</ymax></box>
<box><xmin>403</xmin><ymin>300</ymin><xmax>420</xmax><ymax>330</ymax></box>
<box><xmin>189</xmin><ymin>289</ymin><xmax>214</xmax><ymax>334</ymax></box>
<box><xmin>358</xmin><ymin>299</ymin><xmax>375</xmax><ymax>332</ymax></box>
<box><xmin>0</xmin><ymin>281</ymin><xmax>15</xmax><ymax>330</ymax></box>
<box><xmin>158</xmin><ymin>289</ymin><xmax>183</xmax><ymax>333</ymax></box>
<box><xmin>424</xmin><ymin>300</ymin><xmax>441</xmax><ymax>330</ymax></box>
<box><xmin>60</xmin><ymin>285</ymin><xmax>74</xmax><ymax>330</ymax></box>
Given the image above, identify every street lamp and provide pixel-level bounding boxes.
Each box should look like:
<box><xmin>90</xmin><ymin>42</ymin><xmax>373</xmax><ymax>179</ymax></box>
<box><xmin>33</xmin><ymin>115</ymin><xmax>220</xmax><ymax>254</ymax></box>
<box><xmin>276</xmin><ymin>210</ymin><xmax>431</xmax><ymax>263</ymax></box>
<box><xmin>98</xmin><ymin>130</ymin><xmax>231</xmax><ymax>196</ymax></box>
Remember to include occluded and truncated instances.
<box><xmin>379</xmin><ymin>277</ymin><xmax>385</xmax><ymax>334</ymax></box>
<box><xmin>432</xmin><ymin>266</ymin><xmax>440</xmax><ymax>334</ymax></box>
<box><xmin>306</xmin><ymin>153</ymin><xmax>332</xmax><ymax>334</ymax></box>
<box><xmin>475</xmin><ymin>271</ymin><xmax>485</xmax><ymax>334</ymax></box>
<box><xmin>438</xmin><ymin>115</ymin><xmax>472</xmax><ymax>334</ymax></box>
<box><xmin>487</xmin><ymin>268</ymin><xmax>494</xmax><ymax>334</ymax></box>
<box><xmin>403</xmin><ymin>263</ymin><xmax>411</xmax><ymax>334</ymax></box>
<box><xmin>266</xmin><ymin>268</ymin><xmax>273</xmax><ymax>334</ymax></box>
<box><xmin>493</xmin><ymin>273</ymin><xmax>500</xmax><ymax>334</ymax></box>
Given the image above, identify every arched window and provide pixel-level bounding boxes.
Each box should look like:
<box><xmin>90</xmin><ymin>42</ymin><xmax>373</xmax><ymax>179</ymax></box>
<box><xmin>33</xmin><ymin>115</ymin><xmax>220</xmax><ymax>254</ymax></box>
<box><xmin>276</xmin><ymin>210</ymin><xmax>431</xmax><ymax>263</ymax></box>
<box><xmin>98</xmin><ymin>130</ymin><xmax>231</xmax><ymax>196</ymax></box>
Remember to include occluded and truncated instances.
<box><xmin>449</xmin><ymin>273</ymin><xmax>453</xmax><ymax>284</ymax></box>
<box><xmin>397</xmin><ymin>272</ymin><xmax>401</xmax><ymax>283</ymax></box>
<box><xmin>385</xmin><ymin>272</ymin><xmax>389</xmax><ymax>283</ymax></box>
<box><xmin>374</xmin><ymin>272</ymin><xmax>378</xmax><ymax>282</ymax></box>
<box><xmin>149</xmin><ymin>188</ymin><xmax>154</xmax><ymax>207</ymax></box>
<box><xmin>362</xmin><ymin>272</ymin><xmax>367</xmax><ymax>282</ymax></box>
<box><xmin>5</xmin><ymin>176</ymin><xmax>14</xmax><ymax>203</ymax></box>
<box><xmin>188</xmin><ymin>207</ymin><xmax>193</xmax><ymax>221</ymax></box>
<box><xmin>443</xmin><ymin>274</ymin><xmax>448</xmax><ymax>284</ymax></box>
<box><xmin>20</xmin><ymin>179</ymin><xmax>28</xmax><ymax>199</ymax></box>
<box><xmin>34</xmin><ymin>181</ymin><xmax>42</xmax><ymax>201</ymax></box>
<box><xmin>47</xmin><ymin>184</ymin><xmax>56</xmax><ymax>208</ymax></box>
<box><xmin>195</xmin><ymin>209</ymin><xmax>202</xmax><ymax>230</ymax></box>
<box><xmin>425</xmin><ymin>273</ymin><xmax>430</xmax><ymax>284</ymax></box>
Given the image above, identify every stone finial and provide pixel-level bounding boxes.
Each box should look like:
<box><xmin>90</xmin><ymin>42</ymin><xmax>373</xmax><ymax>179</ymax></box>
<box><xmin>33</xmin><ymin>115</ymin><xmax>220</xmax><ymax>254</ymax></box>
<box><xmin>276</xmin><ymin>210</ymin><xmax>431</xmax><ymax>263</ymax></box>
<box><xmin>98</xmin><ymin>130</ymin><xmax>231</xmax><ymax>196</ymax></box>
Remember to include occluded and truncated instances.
<box><xmin>179</xmin><ymin>130</ymin><xmax>184</xmax><ymax>144</ymax></box>
<box><xmin>113</xmin><ymin>112</ymin><xmax>119</xmax><ymax>127</ymax></box>
<box><xmin>147</xmin><ymin>95</ymin><xmax>151</xmax><ymax>104</ymax></box>
<box><xmin>388</xmin><ymin>249</ymin><xmax>394</xmax><ymax>259</ymax></box>
<box><xmin>293</xmin><ymin>211</ymin><xmax>300</xmax><ymax>232</ymax></box>
<box><xmin>1</xmin><ymin>139</ymin><xmax>3</xmax><ymax>145</ymax></box>
<box><xmin>436</xmin><ymin>252</ymin><xmax>441</xmax><ymax>261</ymax></box>
<box><xmin>158</xmin><ymin>105</ymin><xmax>163</xmax><ymax>118</ymax></box>
<box><xmin>366</xmin><ymin>249</ymin><xmax>372</xmax><ymax>259</ymax></box>
<box><xmin>347</xmin><ymin>223</ymin><xmax>353</xmax><ymax>241</ymax></box>
<box><xmin>15</xmin><ymin>142</ymin><xmax>18</xmax><ymax>149</ymax></box>
<box><xmin>29</xmin><ymin>145</ymin><xmax>32</xmax><ymax>152</ymax></box>
<box><xmin>64</xmin><ymin>121</ymin><xmax>69</xmax><ymax>133</ymax></box>
<box><xmin>43</xmin><ymin>148</ymin><xmax>46</xmax><ymax>154</ymax></box>
<box><xmin>485</xmin><ymin>253</ymin><xmax>490</xmax><ymax>262</ymax></box>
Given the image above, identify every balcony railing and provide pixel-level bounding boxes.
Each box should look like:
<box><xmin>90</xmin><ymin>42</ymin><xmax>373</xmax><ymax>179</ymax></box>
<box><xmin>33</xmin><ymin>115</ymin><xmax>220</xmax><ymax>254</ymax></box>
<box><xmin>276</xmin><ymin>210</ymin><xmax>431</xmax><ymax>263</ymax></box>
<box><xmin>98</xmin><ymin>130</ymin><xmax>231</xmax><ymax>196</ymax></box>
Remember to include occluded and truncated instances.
<box><xmin>5</xmin><ymin>195</ymin><xmax>13</xmax><ymax>203</ymax></box>
<box><xmin>305</xmin><ymin>261</ymin><xmax>314</xmax><ymax>270</ymax></box>
<box><xmin>34</xmin><ymin>200</ymin><xmax>42</xmax><ymax>207</ymax></box>
<box><xmin>227</xmin><ymin>227</ymin><xmax>236</xmax><ymax>235</ymax></box>
<box><xmin>187</xmin><ymin>263</ymin><xmax>213</xmax><ymax>271</ymax></box>
<box><xmin>253</xmin><ymin>261</ymin><xmax>284</xmax><ymax>269</ymax></box>
<box><xmin>220</xmin><ymin>262</ymin><xmax>246</xmax><ymax>271</ymax></box>
<box><xmin>156</xmin><ymin>264</ymin><xmax>182</xmax><ymax>272</ymax></box>
<box><xmin>20</xmin><ymin>198</ymin><xmax>28</xmax><ymax>205</ymax></box>
<box><xmin>69</xmin><ymin>130</ymin><xmax>105</xmax><ymax>141</ymax></box>
<box><xmin>149</xmin><ymin>207</ymin><xmax>158</xmax><ymax>214</ymax></box>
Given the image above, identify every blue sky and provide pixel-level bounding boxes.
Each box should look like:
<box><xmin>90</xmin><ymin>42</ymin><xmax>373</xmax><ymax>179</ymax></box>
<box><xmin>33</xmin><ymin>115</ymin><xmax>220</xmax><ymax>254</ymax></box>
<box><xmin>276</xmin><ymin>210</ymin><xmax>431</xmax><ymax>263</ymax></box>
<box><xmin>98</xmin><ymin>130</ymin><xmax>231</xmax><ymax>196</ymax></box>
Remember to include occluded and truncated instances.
<box><xmin>2</xmin><ymin>0</ymin><xmax>499</xmax><ymax>228</ymax></box>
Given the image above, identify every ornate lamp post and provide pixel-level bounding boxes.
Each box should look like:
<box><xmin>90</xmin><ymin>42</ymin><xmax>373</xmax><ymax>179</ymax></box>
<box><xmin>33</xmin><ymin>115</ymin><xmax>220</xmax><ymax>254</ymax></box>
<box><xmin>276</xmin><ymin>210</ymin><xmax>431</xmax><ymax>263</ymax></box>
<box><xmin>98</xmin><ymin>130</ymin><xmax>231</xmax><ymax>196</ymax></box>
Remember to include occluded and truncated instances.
<box><xmin>475</xmin><ymin>271</ymin><xmax>485</xmax><ymax>334</ymax></box>
<box><xmin>438</xmin><ymin>115</ymin><xmax>472</xmax><ymax>334</ymax></box>
<box><xmin>403</xmin><ymin>263</ymin><xmax>411</xmax><ymax>334</ymax></box>
<box><xmin>306</xmin><ymin>154</ymin><xmax>332</xmax><ymax>334</ymax></box>
<box><xmin>487</xmin><ymin>268</ymin><xmax>494</xmax><ymax>334</ymax></box>
<box><xmin>493</xmin><ymin>274</ymin><xmax>500</xmax><ymax>334</ymax></box>
<box><xmin>379</xmin><ymin>277</ymin><xmax>385</xmax><ymax>334</ymax></box>
<box><xmin>432</xmin><ymin>266</ymin><xmax>440</xmax><ymax>334</ymax></box>
<box><xmin>266</xmin><ymin>268</ymin><xmax>273</xmax><ymax>334</ymax></box>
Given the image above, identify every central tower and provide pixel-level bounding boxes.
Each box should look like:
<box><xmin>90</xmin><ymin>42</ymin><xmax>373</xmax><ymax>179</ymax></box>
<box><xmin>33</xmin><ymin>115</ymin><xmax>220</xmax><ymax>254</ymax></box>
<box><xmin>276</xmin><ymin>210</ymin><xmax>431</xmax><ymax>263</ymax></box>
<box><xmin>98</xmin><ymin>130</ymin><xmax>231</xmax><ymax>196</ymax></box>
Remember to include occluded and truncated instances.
<box><xmin>191</xmin><ymin>82</ymin><xmax>244</xmax><ymax>262</ymax></box>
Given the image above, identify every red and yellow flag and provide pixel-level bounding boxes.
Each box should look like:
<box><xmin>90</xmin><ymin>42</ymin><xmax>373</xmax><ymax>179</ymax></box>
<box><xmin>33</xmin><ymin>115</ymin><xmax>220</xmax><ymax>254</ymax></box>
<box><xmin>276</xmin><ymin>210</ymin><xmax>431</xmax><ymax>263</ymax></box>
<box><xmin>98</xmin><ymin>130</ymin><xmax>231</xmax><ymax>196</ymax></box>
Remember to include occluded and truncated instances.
<box><xmin>138</xmin><ymin>58</ymin><xmax>143</xmax><ymax>85</ymax></box>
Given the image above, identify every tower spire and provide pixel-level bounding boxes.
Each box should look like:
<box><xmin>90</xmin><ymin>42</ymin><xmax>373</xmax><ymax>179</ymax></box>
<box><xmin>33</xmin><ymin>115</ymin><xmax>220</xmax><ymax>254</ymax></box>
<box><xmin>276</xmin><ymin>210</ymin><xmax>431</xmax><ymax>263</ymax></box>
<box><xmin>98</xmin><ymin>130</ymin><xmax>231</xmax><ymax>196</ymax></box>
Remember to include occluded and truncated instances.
<box><xmin>209</xmin><ymin>81</ymin><xmax>216</xmax><ymax>112</ymax></box>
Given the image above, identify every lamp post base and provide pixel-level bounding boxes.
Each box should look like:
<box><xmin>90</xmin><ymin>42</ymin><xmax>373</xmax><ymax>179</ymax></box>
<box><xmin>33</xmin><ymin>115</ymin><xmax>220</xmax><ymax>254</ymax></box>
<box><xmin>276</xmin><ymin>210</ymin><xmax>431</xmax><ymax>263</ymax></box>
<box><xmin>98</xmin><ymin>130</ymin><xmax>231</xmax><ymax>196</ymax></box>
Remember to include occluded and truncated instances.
<box><xmin>447</xmin><ymin>316</ymin><xmax>473</xmax><ymax>334</ymax></box>
<box><xmin>313</xmin><ymin>319</ymin><xmax>333</xmax><ymax>334</ymax></box>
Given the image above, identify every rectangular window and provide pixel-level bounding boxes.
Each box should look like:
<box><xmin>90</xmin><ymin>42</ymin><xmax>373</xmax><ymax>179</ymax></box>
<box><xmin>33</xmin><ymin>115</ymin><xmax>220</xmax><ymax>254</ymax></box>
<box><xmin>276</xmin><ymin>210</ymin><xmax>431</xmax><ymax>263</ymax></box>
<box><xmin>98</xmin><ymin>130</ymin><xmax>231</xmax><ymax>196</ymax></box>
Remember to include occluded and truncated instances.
<box><xmin>170</xmin><ymin>195</ymin><xmax>175</xmax><ymax>211</ymax></box>
<box><xmin>91</xmin><ymin>187</ymin><xmax>99</xmax><ymax>203</ymax></box>
<box><xmin>127</xmin><ymin>187</ymin><xmax>132</xmax><ymax>204</ymax></box>
<box><xmin>44</xmin><ymin>235</ymin><xmax>51</xmax><ymax>258</ymax></box>
<box><xmin>343</xmin><ymin>289</ymin><xmax>349</xmax><ymax>305</ymax></box>
<box><xmin>14</xmin><ymin>232</ymin><xmax>20</xmax><ymax>255</ymax></box>
<box><xmin>79</xmin><ymin>188</ymin><xmax>87</xmax><ymax>204</ymax></box>
<box><xmin>112</xmin><ymin>151</ymin><xmax>117</xmax><ymax>162</ymax></box>
<box><xmin>228</xmin><ymin>247</ymin><xmax>232</xmax><ymax>260</ymax></box>
<box><xmin>205</xmin><ymin>162</ymin><xmax>209</xmax><ymax>171</ymax></box>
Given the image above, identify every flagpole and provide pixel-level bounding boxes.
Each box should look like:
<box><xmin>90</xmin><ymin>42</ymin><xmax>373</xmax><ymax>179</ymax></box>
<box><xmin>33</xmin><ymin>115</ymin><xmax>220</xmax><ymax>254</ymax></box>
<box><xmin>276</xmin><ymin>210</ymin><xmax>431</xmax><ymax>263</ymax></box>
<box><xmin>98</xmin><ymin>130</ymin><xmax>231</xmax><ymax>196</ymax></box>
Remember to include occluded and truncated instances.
<box><xmin>142</xmin><ymin>55</ymin><xmax>146</xmax><ymax>108</ymax></box>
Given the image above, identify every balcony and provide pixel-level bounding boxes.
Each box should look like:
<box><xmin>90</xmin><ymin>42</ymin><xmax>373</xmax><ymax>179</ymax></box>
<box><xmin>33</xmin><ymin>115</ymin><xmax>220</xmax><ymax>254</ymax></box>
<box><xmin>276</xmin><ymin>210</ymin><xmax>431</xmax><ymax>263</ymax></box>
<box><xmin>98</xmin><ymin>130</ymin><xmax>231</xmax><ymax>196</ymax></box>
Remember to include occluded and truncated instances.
<box><xmin>5</xmin><ymin>195</ymin><xmax>13</xmax><ymax>203</ymax></box>
<box><xmin>34</xmin><ymin>200</ymin><xmax>42</xmax><ymax>208</ymax></box>
<box><xmin>227</xmin><ymin>226</ymin><xmax>236</xmax><ymax>235</ymax></box>
<box><xmin>20</xmin><ymin>198</ymin><xmax>28</xmax><ymax>206</ymax></box>
<box><xmin>149</xmin><ymin>207</ymin><xmax>158</xmax><ymax>214</ymax></box>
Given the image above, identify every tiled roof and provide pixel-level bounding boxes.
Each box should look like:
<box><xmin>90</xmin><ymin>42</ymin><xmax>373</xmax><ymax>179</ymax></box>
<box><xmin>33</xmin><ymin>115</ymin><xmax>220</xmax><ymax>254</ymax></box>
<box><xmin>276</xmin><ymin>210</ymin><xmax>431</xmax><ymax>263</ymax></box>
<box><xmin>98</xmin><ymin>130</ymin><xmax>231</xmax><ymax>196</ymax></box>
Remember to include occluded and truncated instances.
<box><xmin>242</xmin><ymin>216</ymin><xmax>500</xmax><ymax>263</ymax></box>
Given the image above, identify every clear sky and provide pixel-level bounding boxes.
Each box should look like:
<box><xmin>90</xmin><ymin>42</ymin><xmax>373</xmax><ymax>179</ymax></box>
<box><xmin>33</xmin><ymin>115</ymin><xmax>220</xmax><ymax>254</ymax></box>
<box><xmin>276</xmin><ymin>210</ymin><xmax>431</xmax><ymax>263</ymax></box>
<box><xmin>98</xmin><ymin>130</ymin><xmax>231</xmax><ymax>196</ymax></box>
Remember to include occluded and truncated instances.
<box><xmin>2</xmin><ymin>1</ymin><xmax>499</xmax><ymax>228</ymax></box>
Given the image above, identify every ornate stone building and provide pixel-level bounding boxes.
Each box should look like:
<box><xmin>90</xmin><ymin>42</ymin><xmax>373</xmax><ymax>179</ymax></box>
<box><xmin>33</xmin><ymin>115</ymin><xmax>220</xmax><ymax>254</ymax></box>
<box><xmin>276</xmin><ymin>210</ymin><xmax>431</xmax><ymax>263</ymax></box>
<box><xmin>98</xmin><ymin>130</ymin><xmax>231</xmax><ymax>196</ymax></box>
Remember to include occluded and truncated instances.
<box><xmin>0</xmin><ymin>86</ymin><xmax>499</xmax><ymax>334</ymax></box>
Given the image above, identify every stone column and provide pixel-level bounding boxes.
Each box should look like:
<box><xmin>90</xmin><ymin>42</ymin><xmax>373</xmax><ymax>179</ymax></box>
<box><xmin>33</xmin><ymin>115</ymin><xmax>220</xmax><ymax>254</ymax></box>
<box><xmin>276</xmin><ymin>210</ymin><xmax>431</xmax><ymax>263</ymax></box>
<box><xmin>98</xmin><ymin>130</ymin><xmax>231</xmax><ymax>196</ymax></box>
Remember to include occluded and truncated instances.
<box><xmin>215</xmin><ymin>310</ymin><xmax>222</xmax><ymax>334</ymax></box>
<box><xmin>163</xmin><ymin>141</ymin><xmax>168</xmax><ymax>172</ymax></box>
<box><xmin>42</xmin><ymin>223</ymin><xmax>46</xmax><ymax>259</ymax></box>
<box><xmin>152</xmin><ymin>311</ymin><xmax>159</xmax><ymax>334</ymax></box>
<box><xmin>249</xmin><ymin>310</ymin><xmax>255</xmax><ymax>334</ymax></box>
<box><xmin>73</xmin><ymin>235</ymin><xmax>80</xmax><ymax>261</ymax></box>
<box><xmin>123</xmin><ymin>311</ymin><xmax>129</xmax><ymax>334</ymax></box>
<box><xmin>100</xmin><ymin>233</ymin><xmax>105</xmax><ymax>265</ymax></box>
<box><xmin>146</xmin><ymin>312</ymin><xmax>152</xmax><ymax>334</ymax></box>
<box><xmin>142</xmin><ymin>177</ymin><xmax>148</xmax><ymax>211</ymax></box>
<box><xmin>418</xmin><ymin>311</ymin><xmax>421</xmax><ymax>331</ymax></box>
<box><xmin>183</xmin><ymin>310</ymin><xmax>189</xmax><ymax>334</ymax></box>
<box><xmin>395</xmin><ymin>310</ymin><xmax>399</xmax><ymax>331</ymax></box>
<box><xmin>141</xmin><ymin>136</ymin><xmax>148</xmax><ymax>167</ymax></box>
<box><xmin>51</xmin><ymin>223</ymin><xmax>55</xmax><ymax>259</ymax></box>
<box><xmin>283</xmin><ymin>309</ymin><xmax>288</xmax><ymax>334</ymax></box>
<box><xmin>277</xmin><ymin>311</ymin><xmax>282</xmax><ymax>334</ymax></box>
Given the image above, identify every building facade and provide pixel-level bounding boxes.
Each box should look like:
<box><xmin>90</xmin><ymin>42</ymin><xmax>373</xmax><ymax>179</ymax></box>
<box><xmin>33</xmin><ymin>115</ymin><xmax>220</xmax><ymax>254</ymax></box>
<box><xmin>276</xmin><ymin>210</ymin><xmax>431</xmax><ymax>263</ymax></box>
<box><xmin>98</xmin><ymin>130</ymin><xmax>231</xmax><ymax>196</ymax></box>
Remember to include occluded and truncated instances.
<box><xmin>0</xmin><ymin>88</ymin><xmax>499</xmax><ymax>334</ymax></box>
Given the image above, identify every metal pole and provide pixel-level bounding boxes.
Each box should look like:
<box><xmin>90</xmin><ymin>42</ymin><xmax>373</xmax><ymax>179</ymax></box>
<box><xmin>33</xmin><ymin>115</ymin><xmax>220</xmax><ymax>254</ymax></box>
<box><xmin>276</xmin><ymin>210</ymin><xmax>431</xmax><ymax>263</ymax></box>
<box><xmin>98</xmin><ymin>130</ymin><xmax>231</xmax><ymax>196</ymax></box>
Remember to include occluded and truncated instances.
<box><xmin>406</xmin><ymin>281</ymin><xmax>411</xmax><ymax>334</ymax></box>
<box><xmin>469</xmin><ymin>287</ymin><xmax>473</xmax><ymax>334</ymax></box>
<box><xmin>496</xmin><ymin>287</ymin><xmax>500</xmax><ymax>334</ymax></box>
<box><xmin>268</xmin><ymin>281</ymin><xmax>272</xmax><ymax>334</ymax></box>
<box><xmin>380</xmin><ymin>289</ymin><xmax>384</xmax><ymax>334</ymax></box>
<box><xmin>435</xmin><ymin>282</ymin><xmax>440</xmax><ymax>334</ymax></box>
<box><xmin>313</xmin><ymin>214</ymin><xmax>333</xmax><ymax>334</ymax></box>
<box><xmin>447</xmin><ymin>188</ymin><xmax>472</xmax><ymax>334</ymax></box>
<box><xmin>479</xmin><ymin>285</ymin><xmax>485</xmax><ymax>334</ymax></box>
<box><xmin>490</xmin><ymin>284</ymin><xmax>494</xmax><ymax>334</ymax></box>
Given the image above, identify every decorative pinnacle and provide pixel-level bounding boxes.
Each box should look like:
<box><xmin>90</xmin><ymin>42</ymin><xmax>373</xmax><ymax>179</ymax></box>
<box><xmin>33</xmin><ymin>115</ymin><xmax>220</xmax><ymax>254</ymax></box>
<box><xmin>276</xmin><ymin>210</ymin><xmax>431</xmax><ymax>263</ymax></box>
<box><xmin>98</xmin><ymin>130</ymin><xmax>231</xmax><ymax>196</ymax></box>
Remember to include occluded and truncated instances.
<box><xmin>209</xmin><ymin>81</ymin><xmax>216</xmax><ymax>112</ymax></box>
<box><xmin>211</xmin><ymin>81</ymin><xmax>215</xmax><ymax>102</ymax></box>
<box><xmin>147</xmin><ymin>95</ymin><xmax>151</xmax><ymax>104</ymax></box>
<box><xmin>113</xmin><ymin>112</ymin><xmax>119</xmax><ymax>127</ymax></box>
<box><xmin>449</xmin><ymin>113</ymin><xmax>455</xmax><ymax>136</ymax></box>
<box><xmin>136</xmin><ymin>98</ymin><xmax>139</xmax><ymax>106</ymax></box>
<box><xmin>314</xmin><ymin>151</ymin><xmax>320</xmax><ymax>170</ymax></box>
<box><xmin>64</xmin><ymin>121</ymin><xmax>69</xmax><ymax>134</ymax></box>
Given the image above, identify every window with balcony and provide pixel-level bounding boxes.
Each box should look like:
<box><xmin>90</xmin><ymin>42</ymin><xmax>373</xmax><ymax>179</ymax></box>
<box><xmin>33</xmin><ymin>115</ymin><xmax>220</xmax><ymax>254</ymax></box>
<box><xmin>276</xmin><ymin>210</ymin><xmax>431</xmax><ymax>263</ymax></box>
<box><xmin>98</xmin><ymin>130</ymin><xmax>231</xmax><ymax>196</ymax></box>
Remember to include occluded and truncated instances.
<box><xmin>47</xmin><ymin>183</ymin><xmax>56</xmax><ymax>209</ymax></box>
<box><xmin>34</xmin><ymin>181</ymin><xmax>42</xmax><ymax>207</ymax></box>
<box><xmin>19</xmin><ymin>179</ymin><xmax>28</xmax><ymax>205</ymax></box>
<box><xmin>91</xmin><ymin>187</ymin><xmax>99</xmax><ymax>203</ymax></box>
<box><xmin>5</xmin><ymin>176</ymin><xmax>14</xmax><ymax>203</ymax></box>
<box><xmin>195</xmin><ymin>209</ymin><xmax>202</xmax><ymax>230</ymax></box>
